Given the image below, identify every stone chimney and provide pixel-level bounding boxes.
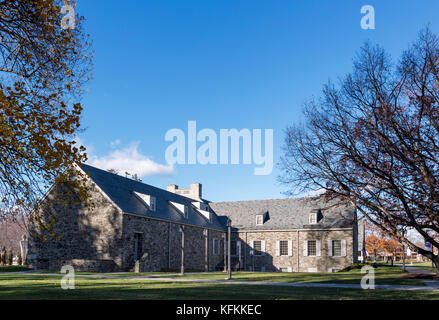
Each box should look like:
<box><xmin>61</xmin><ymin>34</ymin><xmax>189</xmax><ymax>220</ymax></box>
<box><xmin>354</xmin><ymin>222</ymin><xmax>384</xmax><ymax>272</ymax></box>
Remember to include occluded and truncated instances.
<box><xmin>166</xmin><ymin>183</ymin><xmax>202</xmax><ymax>200</ymax></box>
<box><xmin>190</xmin><ymin>183</ymin><xmax>202</xmax><ymax>200</ymax></box>
<box><xmin>166</xmin><ymin>184</ymin><xmax>178</xmax><ymax>193</ymax></box>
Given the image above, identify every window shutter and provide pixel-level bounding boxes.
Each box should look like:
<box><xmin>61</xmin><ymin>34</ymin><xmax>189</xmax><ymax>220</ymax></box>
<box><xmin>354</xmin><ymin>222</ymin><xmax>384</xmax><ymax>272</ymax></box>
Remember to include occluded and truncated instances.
<box><xmin>237</xmin><ymin>240</ymin><xmax>241</xmax><ymax>257</ymax></box>
<box><xmin>216</xmin><ymin>239</ymin><xmax>219</xmax><ymax>255</ymax></box>
<box><xmin>250</xmin><ymin>240</ymin><xmax>254</xmax><ymax>255</ymax></box>
<box><xmin>341</xmin><ymin>240</ymin><xmax>347</xmax><ymax>257</ymax></box>
<box><xmin>316</xmin><ymin>240</ymin><xmax>321</xmax><ymax>257</ymax></box>
<box><xmin>288</xmin><ymin>240</ymin><xmax>293</xmax><ymax>256</ymax></box>
<box><xmin>303</xmin><ymin>240</ymin><xmax>308</xmax><ymax>256</ymax></box>
<box><xmin>327</xmin><ymin>240</ymin><xmax>332</xmax><ymax>256</ymax></box>
<box><xmin>276</xmin><ymin>241</ymin><xmax>280</xmax><ymax>256</ymax></box>
<box><xmin>261</xmin><ymin>241</ymin><xmax>266</xmax><ymax>256</ymax></box>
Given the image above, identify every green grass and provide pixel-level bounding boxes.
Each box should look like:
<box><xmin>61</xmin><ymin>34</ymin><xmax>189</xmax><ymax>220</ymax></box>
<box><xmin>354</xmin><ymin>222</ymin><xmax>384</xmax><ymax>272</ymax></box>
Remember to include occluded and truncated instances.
<box><xmin>0</xmin><ymin>266</ymin><xmax>32</xmax><ymax>272</ymax></box>
<box><xmin>0</xmin><ymin>273</ymin><xmax>437</xmax><ymax>300</ymax></box>
<box><xmin>27</xmin><ymin>270</ymin><xmax>99</xmax><ymax>275</ymax></box>
<box><xmin>161</xmin><ymin>266</ymin><xmax>424</xmax><ymax>286</ymax></box>
<box><xmin>109</xmin><ymin>272</ymin><xmax>176</xmax><ymax>277</ymax></box>
<box><xmin>25</xmin><ymin>271</ymin><xmax>175</xmax><ymax>277</ymax></box>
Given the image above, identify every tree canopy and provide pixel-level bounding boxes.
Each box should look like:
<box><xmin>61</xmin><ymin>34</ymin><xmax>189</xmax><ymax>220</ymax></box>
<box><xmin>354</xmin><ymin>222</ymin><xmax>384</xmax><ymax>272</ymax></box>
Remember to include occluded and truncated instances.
<box><xmin>280</xmin><ymin>28</ymin><xmax>439</xmax><ymax>273</ymax></box>
<box><xmin>0</xmin><ymin>1</ymin><xmax>92</xmax><ymax>229</ymax></box>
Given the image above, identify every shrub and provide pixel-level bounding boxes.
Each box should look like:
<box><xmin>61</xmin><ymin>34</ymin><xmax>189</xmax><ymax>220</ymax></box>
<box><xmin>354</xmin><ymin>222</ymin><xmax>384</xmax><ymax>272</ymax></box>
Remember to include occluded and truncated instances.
<box><xmin>340</xmin><ymin>263</ymin><xmax>376</xmax><ymax>272</ymax></box>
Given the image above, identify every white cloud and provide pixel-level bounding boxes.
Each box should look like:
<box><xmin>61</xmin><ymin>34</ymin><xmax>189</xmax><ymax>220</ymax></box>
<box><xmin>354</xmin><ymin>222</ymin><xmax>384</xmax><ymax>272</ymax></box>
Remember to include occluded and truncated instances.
<box><xmin>87</xmin><ymin>141</ymin><xmax>173</xmax><ymax>177</ymax></box>
<box><xmin>110</xmin><ymin>139</ymin><xmax>121</xmax><ymax>147</ymax></box>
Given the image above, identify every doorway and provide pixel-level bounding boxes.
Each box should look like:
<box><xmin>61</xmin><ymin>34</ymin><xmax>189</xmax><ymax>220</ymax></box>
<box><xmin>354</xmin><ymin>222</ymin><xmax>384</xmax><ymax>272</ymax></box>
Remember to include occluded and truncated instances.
<box><xmin>133</xmin><ymin>233</ymin><xmax>143</xmax><ymax>262</ymax></box>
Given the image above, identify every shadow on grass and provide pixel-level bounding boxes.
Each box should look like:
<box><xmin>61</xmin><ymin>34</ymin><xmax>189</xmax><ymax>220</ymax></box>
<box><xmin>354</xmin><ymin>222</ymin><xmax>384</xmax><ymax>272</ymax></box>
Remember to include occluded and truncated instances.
<box><xmin>161</xmin><ymin>267</ymin><xmax>424</xmax><ymax>286</ymax></box>
<box><xmin>0</xmin><ymin>274</ymin><xmax>438</xmax><ymax>300</ymax></box>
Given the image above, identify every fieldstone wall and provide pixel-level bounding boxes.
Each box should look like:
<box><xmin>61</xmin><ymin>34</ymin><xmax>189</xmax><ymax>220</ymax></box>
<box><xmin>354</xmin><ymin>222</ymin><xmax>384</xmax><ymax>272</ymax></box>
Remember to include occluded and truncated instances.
<box><xmin>27</xmin><ymin>170</ymin><xmax>355</xmax><ymax>274</ymax></box>
<box><xmin>28</xmin><ymin>179</ymin><xmax>124</xmax><ymax>272</ymax></box>
<box><xmin>28</xmin><ymin>174</ymin><xmax>226</xmax><ymax>273</ymax></box>
<box><xmin>233</xmin><ymin>229</ymin><xmax>355</xmax><ymax>272</ymax></box>
<box><xmin>122</xmin><ymin>213</ymin><xmax>225</xmax><ymax>272</ymax></box>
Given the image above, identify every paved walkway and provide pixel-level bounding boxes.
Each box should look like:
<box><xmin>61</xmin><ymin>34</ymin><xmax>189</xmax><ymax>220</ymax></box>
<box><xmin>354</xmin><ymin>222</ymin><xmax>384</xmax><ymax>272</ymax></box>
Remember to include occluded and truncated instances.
<box><xmin>2</xmin><ymin>270</ymin><xmax>439</xmax><ymax>292</ymax></box>
<box><xmin>396</xmin><ymin>264</ymin><xmax>439</xmax><ymax>289</ymax></box>
<box><xmin>402</xmin><ymin>265</ymin><xmax>435</xmax><ymax>275</ymax></box>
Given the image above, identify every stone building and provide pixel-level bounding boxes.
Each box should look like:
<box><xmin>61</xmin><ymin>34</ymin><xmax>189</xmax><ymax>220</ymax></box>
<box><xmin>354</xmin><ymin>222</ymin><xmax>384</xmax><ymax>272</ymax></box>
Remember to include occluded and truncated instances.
<box><xmin>211</xmin><ymin>198</ymin><xmax>359</xmax><ymax>273</ymax></box>
<box><xmin>28</xmin><ymin>164</ymin><xmax>359</xmax><ymax>273</ymax></box>
<box><xmin>28</xmin><ymin>164</ymin><xmax>226</xmax><ymax>272</ymax></box>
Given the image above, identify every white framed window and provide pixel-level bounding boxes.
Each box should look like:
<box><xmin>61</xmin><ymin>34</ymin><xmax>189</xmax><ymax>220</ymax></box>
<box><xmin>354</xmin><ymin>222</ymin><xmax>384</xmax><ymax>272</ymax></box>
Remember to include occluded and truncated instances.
<box><xmin>307</xmin><ymin>240</ymin><xmax>317</xmax><ymax>256</ymax></box>
<box><xmin>230</xmin><ymin>240</ymin><xmax>240</xmax><ymax>257</ymax></box>
<box><xmin>309</xmin><ymin>213</ymin><xmax>317</xmax><ymax>224</ymax></box>
<box><xmin>332</xmin><ymin>240</ymin><xmax>342</xmax><ymax>257</ymax></box>
<box><xmin>133</xmin><ymin>192</ymin><xmax>156</xmax><ymax>212</ymax></box>
<box><xmin>252</xmin><ymin>240</ymin><xmax>265</xmax><ymax>256</ymax></box>
<box><xmin>149</xmin><ymin>196</ymin><xmax>156</xmax><ymax>211</ymax></box>
<box><xmin>254</xmin><ymin>240</ymin><xmax>262</xmax><ymax>255</ymax></box>
<box><xmin>276</xmin><ymin>240</ymin><xmax>293</xmax><ymax>256</ymax></box>
<box><xmin>256</xmin><ymin>215</ymin><xmax>263</xmax><ymax>226</ymax></box>
<box><xmin>279</xmin><ymin>241</ymin><xmax>289</xmax><ymax>256</ymax></box>
<box><xmin>304</xmin><ymin>240</ymin><xmax>321</xmax><ymax>256</ymax></box>
<box><xmin>213</xmin><ymin>239</ymin><xmax>219</xmax><ymax>255</ymax></box>
<box><xmin>328</xmin><ymin>239</ymin><xmax>346</xmax><ymax>257</ymax></box>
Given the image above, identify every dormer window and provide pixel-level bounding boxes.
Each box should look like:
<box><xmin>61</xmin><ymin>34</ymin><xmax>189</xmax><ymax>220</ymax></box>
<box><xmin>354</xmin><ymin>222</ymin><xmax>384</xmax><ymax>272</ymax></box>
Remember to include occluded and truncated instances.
<box><xmin>191</xmin><ymin>202</ymin><xmax>211</xmax><ymax>222</ymax></box>
<box><xmin>149</xmin><ymin>197</ymin><xmax>156</xmax><ymax>211</ymax></box>
<box><xmin>170</xmin><ymin>201</ymin><xmax>188</xmax><ymax>218</ymax></box>
<box><xmin>309</xmin><ymin>213</ymin><xmax>317</xmax><ymax>224</ymax></box>
<box><xmin>256</xmin><ymin>215</ymin><xmax>263</xmax><ymax>226</ymax></box>
<box><xmin>133</xmin><ymin>192</ymin><xmax>156</xmax><ymax>212</ymax></box>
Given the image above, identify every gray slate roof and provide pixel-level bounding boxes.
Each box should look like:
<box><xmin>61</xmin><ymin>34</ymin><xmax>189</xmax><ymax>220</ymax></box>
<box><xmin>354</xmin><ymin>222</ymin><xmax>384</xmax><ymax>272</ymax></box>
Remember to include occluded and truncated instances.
<box><xmin>80</xmin><ymin>164</ymin><xmax>226</xmax><ymax>231</ymax></box>
<box><xmin>210</xmin><ymin>197</ymin><xmax>356</xmax><ymax>231</ymax></box>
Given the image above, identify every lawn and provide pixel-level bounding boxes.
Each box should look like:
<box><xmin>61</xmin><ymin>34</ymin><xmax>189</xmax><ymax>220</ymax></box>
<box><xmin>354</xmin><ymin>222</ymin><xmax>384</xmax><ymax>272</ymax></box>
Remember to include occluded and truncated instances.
<box><xmin>159</xmin><ymin>265</ymin><xmax>424</xmax><ymax>286</ymax></box>
<box><xmin>107</xmin><ymin>272</ymin><xmax>176</xmax><ymax>277</ymax></box>
<box><xmin>26</xmin><ymin>271</ymin><xmax>176</xmax><ymax>277</ymax></box>
<box><xmin>0</xmin><ymin>273</ymin><xmax>438</xmax><ymax>300</ymax></box>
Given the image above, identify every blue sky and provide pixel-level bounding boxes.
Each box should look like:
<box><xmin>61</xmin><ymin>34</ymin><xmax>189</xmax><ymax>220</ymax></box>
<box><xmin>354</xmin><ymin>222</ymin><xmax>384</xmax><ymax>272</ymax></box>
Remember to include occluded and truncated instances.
<box><xmin>76</xmin><ymin>0</ymin><xmax>439</xmax><ymax>202</ymax></box>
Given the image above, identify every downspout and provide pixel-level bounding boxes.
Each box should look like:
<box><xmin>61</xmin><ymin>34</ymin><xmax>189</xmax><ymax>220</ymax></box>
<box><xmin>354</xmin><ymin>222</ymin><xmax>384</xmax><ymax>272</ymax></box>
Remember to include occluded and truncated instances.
<box><xmin>244</xmin><ymin>232</ymin><xmax>247</xmax><ymax>270</ymax></box>
<box><xmin>205</xmin><ymin>229</ymin><xmax>209</xmax><ymax>272</ymax></box>
<box><xmin>168</xmin><ymin>222</ymin><xmax>171</xmax><ymax>270</ymax></box>
<box><xmin>297</xmin><ymin>230</ymin><xmax>300</xmax><ymax>272</ymax></box>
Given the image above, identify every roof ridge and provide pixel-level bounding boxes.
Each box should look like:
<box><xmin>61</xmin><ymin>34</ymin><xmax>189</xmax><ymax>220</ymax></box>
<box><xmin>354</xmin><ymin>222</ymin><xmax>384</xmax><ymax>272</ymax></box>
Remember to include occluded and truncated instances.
<box><xmin>211</xmin><ymin>196</ymin><xmax>323</xmax><ymax>204</ymax></box>
<box><xmin>81</xmin><ymin>163</ymin><xmax>206</xmax><ymax>203</ymax></box>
